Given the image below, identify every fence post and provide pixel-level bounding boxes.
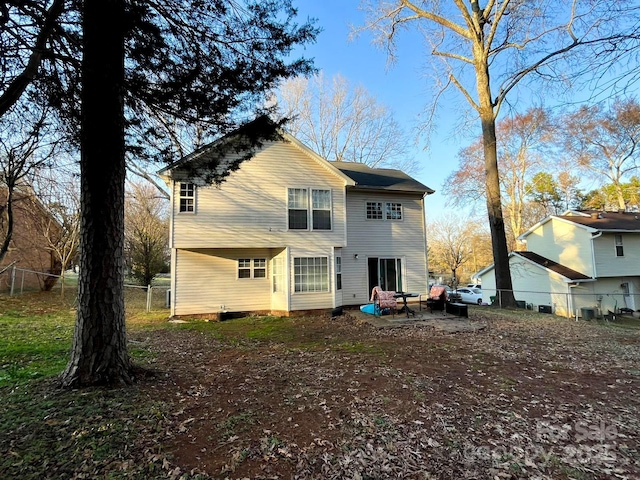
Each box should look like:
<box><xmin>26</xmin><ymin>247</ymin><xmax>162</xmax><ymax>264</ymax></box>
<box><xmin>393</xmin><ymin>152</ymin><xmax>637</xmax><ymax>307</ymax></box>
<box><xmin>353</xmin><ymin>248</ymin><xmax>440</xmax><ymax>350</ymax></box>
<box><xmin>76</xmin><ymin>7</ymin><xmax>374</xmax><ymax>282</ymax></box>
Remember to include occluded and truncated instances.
<box><xmin>498</xmin><ymin>289</ymin><xmax>502</xmax><ymax>308</ymax></box>
<box><xmin>146</xmin><ymin>285</ymin><xmax>152</xmax><ymax>312</ymax></box>
<box><xmin>10</xmin><ymin>265</ymin><xmax>16</xmax><ymax>296</ymax></box>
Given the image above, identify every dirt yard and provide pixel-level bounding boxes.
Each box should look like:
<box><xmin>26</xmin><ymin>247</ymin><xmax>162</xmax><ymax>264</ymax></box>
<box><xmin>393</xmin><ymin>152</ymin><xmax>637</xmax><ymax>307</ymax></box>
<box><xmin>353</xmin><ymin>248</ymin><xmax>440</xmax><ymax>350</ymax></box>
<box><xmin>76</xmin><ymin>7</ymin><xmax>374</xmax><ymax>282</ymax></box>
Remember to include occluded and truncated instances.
<box><xmin>131</xmin><ymin>309</ymin><xmax>640</xmax><ymax>479</ymax></box>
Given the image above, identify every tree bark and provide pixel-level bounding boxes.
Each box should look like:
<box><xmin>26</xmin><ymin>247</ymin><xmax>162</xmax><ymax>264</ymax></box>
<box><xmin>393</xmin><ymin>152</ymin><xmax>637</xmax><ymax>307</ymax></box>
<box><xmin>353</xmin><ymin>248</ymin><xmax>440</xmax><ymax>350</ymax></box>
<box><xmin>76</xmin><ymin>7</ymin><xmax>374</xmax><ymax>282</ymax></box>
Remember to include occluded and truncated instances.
<box><xmin>481</xmin><ymin>111</ymin><xmax>516</xmax><ymax>307</ymax></box>
<box><xmin>473</xmin><ymin>45</ymin><xmax>517</xmax><ymax>307</ymax></box>
<box><xmin>60</xmin><ymin>0</ymin><xmax>132</xmax><ymax>387</ymax></box>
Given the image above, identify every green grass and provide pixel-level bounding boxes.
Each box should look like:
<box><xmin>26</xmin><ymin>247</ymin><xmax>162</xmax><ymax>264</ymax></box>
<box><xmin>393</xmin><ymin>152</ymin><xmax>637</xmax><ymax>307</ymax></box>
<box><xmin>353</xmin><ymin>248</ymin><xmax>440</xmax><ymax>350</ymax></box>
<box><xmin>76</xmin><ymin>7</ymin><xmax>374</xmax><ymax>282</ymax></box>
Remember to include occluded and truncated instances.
<box><xmin>0</xmin><ymin>306</ymin><xmax>74</xmax><ymax>386</ymax></box>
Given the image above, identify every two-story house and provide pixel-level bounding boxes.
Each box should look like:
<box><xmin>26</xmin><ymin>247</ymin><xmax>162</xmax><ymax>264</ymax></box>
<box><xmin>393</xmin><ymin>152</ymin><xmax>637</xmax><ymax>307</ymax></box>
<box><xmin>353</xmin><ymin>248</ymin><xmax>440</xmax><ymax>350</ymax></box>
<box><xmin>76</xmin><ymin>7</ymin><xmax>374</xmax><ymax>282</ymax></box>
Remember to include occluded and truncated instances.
<box><xmin>159</xmin><ymin>123</ymin><xmax>433</xmax><ymax>317</ymax></box>
<box><xmin>476</xmin><ymin>210</ymin><xmax>640</xmax><ymax>317</ymax></box>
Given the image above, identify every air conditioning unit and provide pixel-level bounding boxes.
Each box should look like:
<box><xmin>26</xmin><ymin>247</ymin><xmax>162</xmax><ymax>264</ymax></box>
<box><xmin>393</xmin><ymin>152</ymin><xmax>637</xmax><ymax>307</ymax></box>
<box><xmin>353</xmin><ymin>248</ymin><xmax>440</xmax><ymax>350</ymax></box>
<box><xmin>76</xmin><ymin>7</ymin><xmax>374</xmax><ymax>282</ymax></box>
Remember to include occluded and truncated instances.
<box><xmin>538</xmin><ymin>305</ymin><xmax>552</xmax><ymax>314</ymax></box>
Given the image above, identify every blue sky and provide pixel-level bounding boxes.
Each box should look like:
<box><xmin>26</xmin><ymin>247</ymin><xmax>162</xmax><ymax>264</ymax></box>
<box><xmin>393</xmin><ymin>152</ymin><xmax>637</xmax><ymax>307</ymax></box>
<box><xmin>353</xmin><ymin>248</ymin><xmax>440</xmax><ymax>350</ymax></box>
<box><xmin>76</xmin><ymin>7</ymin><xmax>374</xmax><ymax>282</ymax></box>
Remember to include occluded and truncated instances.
<box><xmin>291</xmin><ymin>1</ymin><xmax>640</xmax><ymax>221</ymax></box>
<box><xmin>292</xmin><ymin>0</ymin><xmax>468</xmax><ymax>218</ymax></box>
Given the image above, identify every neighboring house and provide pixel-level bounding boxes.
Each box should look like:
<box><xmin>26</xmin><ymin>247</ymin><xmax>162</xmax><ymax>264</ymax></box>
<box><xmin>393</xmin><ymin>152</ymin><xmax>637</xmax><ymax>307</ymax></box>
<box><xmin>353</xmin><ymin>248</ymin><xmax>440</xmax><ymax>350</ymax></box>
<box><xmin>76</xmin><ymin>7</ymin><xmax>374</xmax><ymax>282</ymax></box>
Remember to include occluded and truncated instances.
<box><xmin>0</xmin><ymin>184</ymin><xmax>62</xmax><ymax>291</ymax></box>
<box><xmin>476</xmin><ymin>210</ymin><xmax>640</xmax><ymax>317</ymax></box>
<box><xmin>159</xmin><ymin>122</ymin><xmax>433</xmax><ymax>317</ymax></box>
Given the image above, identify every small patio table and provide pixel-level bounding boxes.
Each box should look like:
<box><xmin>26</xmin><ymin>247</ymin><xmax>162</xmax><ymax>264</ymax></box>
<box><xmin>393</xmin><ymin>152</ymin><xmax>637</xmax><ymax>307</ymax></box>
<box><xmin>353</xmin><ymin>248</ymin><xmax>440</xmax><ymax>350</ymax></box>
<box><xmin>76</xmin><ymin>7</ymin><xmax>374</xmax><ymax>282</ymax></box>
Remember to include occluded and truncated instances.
<box><xmin>394</xmin><ymin>292</ymin><xmax>419</xmax><ymax>318</ymax></box>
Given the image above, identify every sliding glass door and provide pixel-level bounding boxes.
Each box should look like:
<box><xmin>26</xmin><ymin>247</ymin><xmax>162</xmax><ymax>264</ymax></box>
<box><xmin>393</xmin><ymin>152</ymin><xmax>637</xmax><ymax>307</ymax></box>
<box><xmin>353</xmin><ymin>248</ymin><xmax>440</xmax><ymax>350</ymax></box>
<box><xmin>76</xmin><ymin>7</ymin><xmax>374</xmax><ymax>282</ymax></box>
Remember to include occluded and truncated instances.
<box><xmin>368</xmin><ymin>257</ymin><xmax>403</xmax><ymax>294</ymax></box>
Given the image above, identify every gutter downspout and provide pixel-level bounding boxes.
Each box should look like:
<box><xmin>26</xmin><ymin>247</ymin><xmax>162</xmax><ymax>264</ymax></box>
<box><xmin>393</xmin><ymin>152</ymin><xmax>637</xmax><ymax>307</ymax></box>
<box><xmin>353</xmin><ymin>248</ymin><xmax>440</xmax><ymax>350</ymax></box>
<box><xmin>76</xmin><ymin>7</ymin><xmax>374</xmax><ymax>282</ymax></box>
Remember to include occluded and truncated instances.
<box><xmin>169</xmin><ymin>180</ymin><xmax>176</xmax><ymax>317</ymax></box>
<box><xmin>590</xmin><ymin>232</ymin><xmax>602</xmax><ymax>279</ymax></box>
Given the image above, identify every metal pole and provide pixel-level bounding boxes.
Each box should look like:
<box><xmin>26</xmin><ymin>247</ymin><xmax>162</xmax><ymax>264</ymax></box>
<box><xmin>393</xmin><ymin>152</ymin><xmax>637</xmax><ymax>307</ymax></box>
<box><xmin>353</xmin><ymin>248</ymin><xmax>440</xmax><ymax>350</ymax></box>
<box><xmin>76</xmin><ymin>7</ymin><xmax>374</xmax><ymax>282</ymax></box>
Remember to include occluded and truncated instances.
<box><xmin>20</xmin><ymin>269</ymin><xmax>25</xmax><ymax>293</ymax></box>
<box><xmin>10</xmin><ymin>266</ymin><xmax>16</xmax><ymax>296</ymax></box>
<box><xmin>146</xmin><ymin>285</ymin><xmax>152</xmax><ymax>312</ymax></box>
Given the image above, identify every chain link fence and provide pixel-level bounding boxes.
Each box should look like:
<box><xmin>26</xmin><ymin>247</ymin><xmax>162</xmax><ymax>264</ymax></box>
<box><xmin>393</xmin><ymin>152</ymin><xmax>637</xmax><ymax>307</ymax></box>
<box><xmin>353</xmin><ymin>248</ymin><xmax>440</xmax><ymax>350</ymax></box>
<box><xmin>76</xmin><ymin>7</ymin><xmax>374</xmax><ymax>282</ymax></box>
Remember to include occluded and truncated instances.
<box><xmin>0</xmin><ymin>266</ymin><xmax>170</xmax><ymax>313</ymax></box>
<box><xmin>485</xmin><ymin>287</ymin><xmax>640</xmax><ymax>319</ymax></box>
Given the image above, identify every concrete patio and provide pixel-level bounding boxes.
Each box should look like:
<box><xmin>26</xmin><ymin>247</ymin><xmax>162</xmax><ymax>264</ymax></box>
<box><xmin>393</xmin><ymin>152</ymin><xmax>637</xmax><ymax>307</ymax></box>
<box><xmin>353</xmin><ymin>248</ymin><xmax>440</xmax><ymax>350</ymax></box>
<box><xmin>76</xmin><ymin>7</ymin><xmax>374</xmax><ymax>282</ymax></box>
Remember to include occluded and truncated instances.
<box><xmin>347</xmin><ymin>305</ymin><xmax>487</xmax><ymax>334</ymax></box>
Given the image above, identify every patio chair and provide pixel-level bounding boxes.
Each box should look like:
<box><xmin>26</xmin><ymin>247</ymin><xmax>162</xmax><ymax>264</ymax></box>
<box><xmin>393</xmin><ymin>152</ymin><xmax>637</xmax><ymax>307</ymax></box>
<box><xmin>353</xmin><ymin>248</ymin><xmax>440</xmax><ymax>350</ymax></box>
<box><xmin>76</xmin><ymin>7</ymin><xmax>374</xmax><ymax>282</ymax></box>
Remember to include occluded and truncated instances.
<box><xmin>370</xmin><ymin>286</ymin><xmax>397</xmax><ymax>316</ymax></box>
<box><xmin>421</xmin><ymin>285</ymin><xmax>448</xmax><ymax>313</ymax></box>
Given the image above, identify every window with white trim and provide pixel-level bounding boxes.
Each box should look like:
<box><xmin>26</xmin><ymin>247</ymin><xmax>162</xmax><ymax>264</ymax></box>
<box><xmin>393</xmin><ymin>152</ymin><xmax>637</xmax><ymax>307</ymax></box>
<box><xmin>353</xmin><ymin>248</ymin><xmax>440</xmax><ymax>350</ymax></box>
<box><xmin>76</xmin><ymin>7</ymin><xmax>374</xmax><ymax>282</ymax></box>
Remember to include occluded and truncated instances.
<box><xmin>386</xmin><ymin>202</ymin><xmax>403</xmax><ymax>220</ymax></box>
<box><xmin>179</xmin><ymin>182</ymin><xmax>196</xmax><ymax>213</ymax></box>
<box><xmin>288</xmin><ymin>188</ymin><xmax>332</xmax><ymax>230</ymax></box>
<box><xmin>335</xmin><ymin>256</ymin><xmax>342</xmax><ymax>290</ymax></box>
<box><xmin>615</xmin><ymin>234</ymin><xmax>624</xmax><ymax>257</ymax></box>
<box><xmin>312</xmin><ymin>189</ymin><xmax>331</xmax><ymax>230</ymax></box>
<box><xmin>366</xmin><ymin>201</ymin><xmax>383</xmax><ymax>220</ymax></box>
<box><xmin>238</xmin><ymin>258</ymin><xmax>267</xmax><ymax>279</ymax></box>
<box><xmin>366</xmin><ymin>201</ymin><xmax>402</xmax><ymax>220</ymax></box>
<box><xmin>294</xmin><ymin>257</ymin><xmax>329</xmax><ymax>292</ymax></box>
<box><xmin>288</xmin><ymin>188</ymin><xmax>308</xmax><ymax>229</ymax></box>
<box><xmin>272</xmin><ymin>257</ymin><xmax>283</xmax><ymax>293</ymax></box>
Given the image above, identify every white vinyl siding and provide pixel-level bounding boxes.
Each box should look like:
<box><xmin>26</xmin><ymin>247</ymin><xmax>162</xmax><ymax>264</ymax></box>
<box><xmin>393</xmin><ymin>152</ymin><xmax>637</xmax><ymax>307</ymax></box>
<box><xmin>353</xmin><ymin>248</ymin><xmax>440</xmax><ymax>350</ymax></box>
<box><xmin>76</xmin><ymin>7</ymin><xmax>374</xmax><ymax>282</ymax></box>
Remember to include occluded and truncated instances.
<box><xmin>594</xmin><ymin>233</ymin><xmax>640</xmax><ymax>277</ymax></box>
<box><xmin>171</xmin><ymin>141</ymin><xmax>346</xmax><ymax>249</ymax></box>
<box><xmin>343</xmin><ymin>191</ymin><xmax>427</xmax><ymax>305</ymax></box>
<box><xmin>173</xmin><ymin>248</ymin><xmax>271</xmax><ymax>315</ymax></box>
<box><xmin>524</xmin><ymin>218</ymin><xmax>595</xmax><ymax>278</ymax></box>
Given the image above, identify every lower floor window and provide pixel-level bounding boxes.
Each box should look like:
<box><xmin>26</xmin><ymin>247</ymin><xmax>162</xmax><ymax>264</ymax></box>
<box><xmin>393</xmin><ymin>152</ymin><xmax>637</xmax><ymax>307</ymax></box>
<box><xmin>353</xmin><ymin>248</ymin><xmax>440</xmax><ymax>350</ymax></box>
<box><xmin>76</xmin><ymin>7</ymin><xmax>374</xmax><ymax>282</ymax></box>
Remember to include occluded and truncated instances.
<box><xmin>238</xmin><ymin>258</ymin><xmax>267</xmax><ymax>279</ymax></box>
<box><xmin>294</xmin><ymin>257</ymin><xmax>329</xmax><ymax>292</ymax></box>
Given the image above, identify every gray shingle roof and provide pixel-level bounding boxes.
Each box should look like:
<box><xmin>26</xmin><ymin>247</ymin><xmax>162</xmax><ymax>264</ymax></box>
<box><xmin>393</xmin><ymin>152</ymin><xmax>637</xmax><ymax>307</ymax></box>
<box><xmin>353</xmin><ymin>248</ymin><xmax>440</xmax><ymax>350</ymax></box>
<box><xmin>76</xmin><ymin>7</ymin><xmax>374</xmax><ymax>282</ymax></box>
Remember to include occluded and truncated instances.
<box><xmin>332</xmin><ymin>161</ymin><xmax>434</xmax><ymax>194</ymax></box>
<box><xmin>560</xmin><ymin>210</ymin><xmax>640</xmax><ymax>231</ymax></box>
<box><xmin>515</xmin><ymin>251</ymin><xmax>592</xmax><ymax>281</ymax></box>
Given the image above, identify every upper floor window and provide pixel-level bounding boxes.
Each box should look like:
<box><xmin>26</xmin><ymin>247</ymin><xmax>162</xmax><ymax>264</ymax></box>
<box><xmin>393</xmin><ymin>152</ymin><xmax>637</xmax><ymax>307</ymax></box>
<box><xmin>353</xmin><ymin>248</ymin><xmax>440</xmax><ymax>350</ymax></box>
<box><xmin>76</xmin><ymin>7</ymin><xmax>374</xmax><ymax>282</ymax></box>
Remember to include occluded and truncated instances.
<box><xmin>386</xmin><ymin>202</ymin><xmax>403</xmax><ymax>220</ymax></box>
<box><xmin>615</xmin><ymin>234</ymin><xmax>624</xmax><ymax>257</ymax></box>
<box><xmin>312</xmin><ymin>190</ymin><xmax>332</xmax><ymax>230</ymax></box>
<box><xmin>366</xmin><ymin>201</ymin><xmax>402</xmax><ymax>220</ymax></box>
<box><xmin>288</xmin><ymin>188</ymin><xmax>308</xmax><ymax>229</ymax></box>
<box><xmin>238</xmin><ymin>258</ymin><xmax>267</xmax><ymax>279</ymax></box>
<box><xmin>366</xmin><ymin>201</ymin><xmax>383</xmax><ymax>220</ymax></box>
<box><xmin>179</xmin><ymin>182</ymin><xmax>196</xmax><ymax>213</ymax></box>
<box><xmin>288</xmin><ymin>188</ymin><xmax>332</xmax><ymax>230</ymax></box>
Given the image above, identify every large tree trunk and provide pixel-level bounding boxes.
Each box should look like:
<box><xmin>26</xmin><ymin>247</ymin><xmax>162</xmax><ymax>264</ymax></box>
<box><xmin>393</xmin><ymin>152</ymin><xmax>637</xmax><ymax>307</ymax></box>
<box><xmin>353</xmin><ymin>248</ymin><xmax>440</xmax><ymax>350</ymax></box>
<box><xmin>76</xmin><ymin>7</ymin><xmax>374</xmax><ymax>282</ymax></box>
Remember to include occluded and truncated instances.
<box><xmin>473</xmin><ymin>46</ymin><xmax>517</xmax><ymax>308</ymax></box>
<box><xmin>481</xmin><ymin>111</ymin><xmax>516</xmax><ymax>307</ymax></box>
<box><xmin>60</xmin><ymin>0</ymin><xmax>132</xmax><ymax>387</ymax></box>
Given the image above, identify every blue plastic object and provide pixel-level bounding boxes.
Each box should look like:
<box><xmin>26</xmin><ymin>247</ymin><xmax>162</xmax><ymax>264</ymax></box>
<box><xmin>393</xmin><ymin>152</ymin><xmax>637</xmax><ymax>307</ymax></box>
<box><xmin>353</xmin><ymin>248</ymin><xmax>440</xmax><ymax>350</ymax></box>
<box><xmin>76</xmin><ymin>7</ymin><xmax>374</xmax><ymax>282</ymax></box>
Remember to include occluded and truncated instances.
<box><xmin>360</xmin><ymin>303</ymin><xmax>376</xmax><ymax>315</ymax></box>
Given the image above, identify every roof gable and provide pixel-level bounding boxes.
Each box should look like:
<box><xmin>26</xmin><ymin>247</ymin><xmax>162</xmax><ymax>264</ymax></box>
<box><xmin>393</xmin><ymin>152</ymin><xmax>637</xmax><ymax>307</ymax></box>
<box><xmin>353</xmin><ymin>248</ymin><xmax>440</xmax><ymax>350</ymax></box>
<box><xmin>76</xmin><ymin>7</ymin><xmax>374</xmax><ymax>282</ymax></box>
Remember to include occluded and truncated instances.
<box><xmin>157</xmin><ymin>117</ymin><xmax>433</xmax><ymax>195</ymax></box>
<box><xmin>158</xmin><ymin>118</ymin><xmax>353</xmax><ymax>186</ymax></box>
<box><xmin>475</xmin><ymin>251</ymin><xmax>593</xmax><ymax>282</ymax></box>
<box><xmin>518</xmin><ymin>214</ymin><xmax>596</xmax><ymax>241</ymax></box>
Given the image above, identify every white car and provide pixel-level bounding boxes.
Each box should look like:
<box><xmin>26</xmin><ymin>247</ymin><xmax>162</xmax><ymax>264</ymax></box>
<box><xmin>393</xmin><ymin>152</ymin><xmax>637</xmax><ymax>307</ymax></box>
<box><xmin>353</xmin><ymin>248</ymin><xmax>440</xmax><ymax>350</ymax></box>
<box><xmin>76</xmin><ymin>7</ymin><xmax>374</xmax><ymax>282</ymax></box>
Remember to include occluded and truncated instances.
<box><xmin>456</xmin><ymin>287</ymin><xmax>483</xmax><ymax>304</ymax></box>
